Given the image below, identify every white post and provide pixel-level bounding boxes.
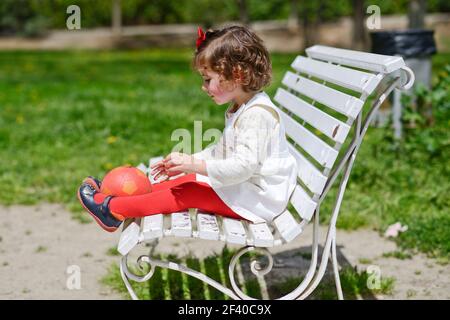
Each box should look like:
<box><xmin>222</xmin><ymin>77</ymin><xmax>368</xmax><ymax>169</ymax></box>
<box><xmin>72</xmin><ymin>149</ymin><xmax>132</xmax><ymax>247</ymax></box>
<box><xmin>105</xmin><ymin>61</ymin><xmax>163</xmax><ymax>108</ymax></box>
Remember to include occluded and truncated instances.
<box><xmin>392</xmin><ymin>88</ymin><xmax>402</xmax><ymax>139</ymax></box>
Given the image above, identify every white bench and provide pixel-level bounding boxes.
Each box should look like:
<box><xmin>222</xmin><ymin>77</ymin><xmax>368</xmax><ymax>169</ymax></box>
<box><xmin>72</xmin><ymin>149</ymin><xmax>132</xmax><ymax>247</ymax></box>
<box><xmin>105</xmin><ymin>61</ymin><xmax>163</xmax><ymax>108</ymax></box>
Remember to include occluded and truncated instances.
<box><xmin>117</xmin><ymin>45</ymin><xmax>414</xmax><ymax>300</ymax></box>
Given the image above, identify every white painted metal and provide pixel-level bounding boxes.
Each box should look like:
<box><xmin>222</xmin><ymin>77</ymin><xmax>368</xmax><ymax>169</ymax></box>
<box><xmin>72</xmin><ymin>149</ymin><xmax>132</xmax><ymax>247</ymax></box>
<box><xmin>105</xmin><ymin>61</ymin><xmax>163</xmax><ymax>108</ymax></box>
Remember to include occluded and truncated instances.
<box><xmin>281</xmin><ymin>71</ymin><xmax>364</xmax><ymax>119</ymax></box>
<box><xmin>223</xmin><ymin>218</ymin><xmax>247</xmax><ymax>245</ymax></box>
<box><xmin>399</xmin><ymin>66</ymin><xmax>415</xmax><ymax>90</ymax></box>
<box><xmin>280</xmin><ymin>108</ymin><xmax>338</xmax><ymax>168</ymax></box>
<box><xmin>287</xmin><ymin>143</ymin><xmax>327</xmax><ymax>195</ymax></box>
<box><xmin>306</xmin><ymin>45</ymin><xmax>405</xmax><ymax>73</ymax></box>
<box><xmin>291</xmin><ymin>55</ymin><xmax>381</xmax><ymax>95</ymax></box>
<box><xmin>170</xmin><ymin>211</ymin><xmax>192</xmax><ymax>237</ymax></box>
<box><xmin>273</xmin><ymin>210</ymin><xmax>303</xmax><ymax>243</ymax></box>
<box><xmin>142</xmin><ymin>214</ymin><xmax>164</xmax><ymax>241</ymax></box>
<box><xmin>275</xmin><ymin>88</ymin><xmax>351</xmax><ymax>143</ymax></box>
<box><xmin>248</xmin><ymin>223</ymin><xmax>274</xmax><ymax>247</ymax></box>
<box><xmin>197</xmin><ymin>213</ymin><xmax>220</xmax><ymax>240</ymax></box>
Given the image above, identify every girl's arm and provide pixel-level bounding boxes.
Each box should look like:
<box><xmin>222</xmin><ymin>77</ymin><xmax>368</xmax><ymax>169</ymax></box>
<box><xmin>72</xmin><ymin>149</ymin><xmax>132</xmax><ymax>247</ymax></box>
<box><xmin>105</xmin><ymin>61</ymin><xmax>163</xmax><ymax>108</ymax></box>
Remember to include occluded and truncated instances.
<box><xmin>203</xmin><ymin>107</ymin><xmax>278</xmax><ymax>188</ymax></box>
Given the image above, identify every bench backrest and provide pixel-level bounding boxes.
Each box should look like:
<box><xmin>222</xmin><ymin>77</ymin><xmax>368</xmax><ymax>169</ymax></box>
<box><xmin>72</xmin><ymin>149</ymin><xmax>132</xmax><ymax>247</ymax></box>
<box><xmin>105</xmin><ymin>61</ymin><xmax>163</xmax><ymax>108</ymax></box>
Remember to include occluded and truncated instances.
<box><xmin>275</xmin><ymin>45</ymin><xmax>410</xmax><ymax>224</ymax></box>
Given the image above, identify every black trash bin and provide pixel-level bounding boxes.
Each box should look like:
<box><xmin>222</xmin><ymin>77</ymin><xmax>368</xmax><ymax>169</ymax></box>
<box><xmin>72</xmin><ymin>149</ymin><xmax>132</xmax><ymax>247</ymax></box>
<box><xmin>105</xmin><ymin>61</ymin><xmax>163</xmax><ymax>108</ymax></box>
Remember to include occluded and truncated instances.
<box><xmin>371</xmin><ymin>29</ymin><xmax>437</xmax><ymax>58</ymax></box>
<box><xmin>369</xmin><ymin>30</ymin><xmax>437</xmax><ymax>137</ymax></box>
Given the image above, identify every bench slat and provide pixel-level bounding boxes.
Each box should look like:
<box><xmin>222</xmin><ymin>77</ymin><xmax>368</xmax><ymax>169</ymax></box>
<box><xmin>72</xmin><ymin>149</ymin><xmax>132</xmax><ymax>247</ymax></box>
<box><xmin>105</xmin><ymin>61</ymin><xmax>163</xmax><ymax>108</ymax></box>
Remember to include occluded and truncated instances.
<box><xmin>306</xmin><ymin>45</ymin><xmax>405</xmax><ymax>73</ymax></box>
<box><xmin>117</xmin><ymin>218</ymin><xmax>141</xmax><ymax>256</ymax></box>
<box><xmin>142</xmin><ymin>214</ymin><xmax>164</xmax><ymax>240</ymax></box>
<box><xmin>282</xmin><ymin>71</ymin><xmax>364</xmax><ymax>119</ymax></box>
<box><xmin>280</xmin><ymin>108</ymin><xmax>338</xmax><ymax>168</ymax></box>
<box><xmin>171</xmin><ymin>211</ymin><xmax>192</xmax><ymax>237</ymax></box>
<box><xmin>197</xmin><ymin>213</ymin><xmax>220</xmax><ymax>241</ymax></box>
<box><xmin>290</xmin><ymin>185</ymin><xmax>318</xmax><ymax>221</ymax></box>
<box><xmin>248</xmin><ymin>223</ymin><xmax>274</xmax><ymax>247</ymax></box>
<box><xmin>273</xmin><ymin>210</ymin><xmax>303</xmax><ymax>243</ymax></box>
<box><xmin>223</xmin><ymin>218</ymin><xmax>247</xmax><ymax>245</ymax></box>
<box><xmin>287</xmin><ymin>143</ymin><xmax>327</xmax><ymax>195</ymax></box>
<box><xmin>291</xmin><ymin>56</ymin><xmax>381</xmax><ymax>95</ymax></box>
<box><xmin>275</xmin><ymin>88</ymin><xmax>351</xmax><ymax>144</ymax></box>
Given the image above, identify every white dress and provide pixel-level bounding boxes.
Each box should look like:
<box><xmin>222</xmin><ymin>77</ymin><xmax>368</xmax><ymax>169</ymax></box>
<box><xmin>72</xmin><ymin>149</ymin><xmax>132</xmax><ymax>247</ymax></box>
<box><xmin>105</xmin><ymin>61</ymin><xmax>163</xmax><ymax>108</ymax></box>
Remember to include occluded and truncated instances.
<box><xmin>193</xmin><ymin>91</ymin><xmax>298</xmax><ymax>224</ymax></box>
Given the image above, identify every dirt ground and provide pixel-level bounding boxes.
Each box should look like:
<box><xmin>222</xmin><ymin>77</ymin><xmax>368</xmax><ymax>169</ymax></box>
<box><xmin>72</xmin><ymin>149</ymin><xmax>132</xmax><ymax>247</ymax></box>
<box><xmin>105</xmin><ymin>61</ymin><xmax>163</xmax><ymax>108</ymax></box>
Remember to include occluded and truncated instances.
<box><xmin>0</xmin><ymin>203</ymin><xmax>448</xmax><ymax>300</ymax></box>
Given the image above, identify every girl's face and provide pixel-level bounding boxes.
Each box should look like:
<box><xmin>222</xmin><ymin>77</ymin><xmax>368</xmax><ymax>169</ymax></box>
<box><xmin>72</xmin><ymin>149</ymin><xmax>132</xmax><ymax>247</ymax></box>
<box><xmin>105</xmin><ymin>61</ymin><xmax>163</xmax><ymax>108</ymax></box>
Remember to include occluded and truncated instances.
<box><xmin>198</xmin><ymin>68</ymin><xmax>237</xmax><ymax>105</ymax></box>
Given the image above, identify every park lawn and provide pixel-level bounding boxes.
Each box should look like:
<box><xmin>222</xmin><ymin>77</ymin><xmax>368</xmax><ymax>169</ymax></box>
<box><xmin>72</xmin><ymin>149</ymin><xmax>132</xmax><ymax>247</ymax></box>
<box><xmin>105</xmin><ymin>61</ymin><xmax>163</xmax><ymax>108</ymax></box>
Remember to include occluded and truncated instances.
<box><xmin>0</xmin><ymin>49</ymin><xmax>448</xmax><ymax>260</ymax></box>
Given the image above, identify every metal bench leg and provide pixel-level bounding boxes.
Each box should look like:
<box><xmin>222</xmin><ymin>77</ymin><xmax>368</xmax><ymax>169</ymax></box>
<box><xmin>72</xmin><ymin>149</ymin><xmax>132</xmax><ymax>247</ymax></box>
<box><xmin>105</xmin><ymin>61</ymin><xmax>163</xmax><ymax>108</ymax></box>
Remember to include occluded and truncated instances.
<box><xmin>331</xmin><ymin>234</ymin><xmax>344</xmax><ymax>300</ymax></box>
<box><xmin>120</xmin><ymin>255</ymin><xmax>140</xmax><ymax>300</ymax></box>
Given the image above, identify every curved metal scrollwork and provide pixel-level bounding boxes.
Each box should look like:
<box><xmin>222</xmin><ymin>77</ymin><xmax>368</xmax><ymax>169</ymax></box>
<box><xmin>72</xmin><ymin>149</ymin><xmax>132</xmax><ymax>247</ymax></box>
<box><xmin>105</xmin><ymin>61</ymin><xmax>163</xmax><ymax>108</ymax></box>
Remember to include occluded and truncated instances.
<box><xmin>120</xmin><ymin>243</ymin><xmax>320</xmax><ymax>300</ymax></box>
<box><xmin>228</xmin><ymin>247</ymin><xmax>274</xmax><ymax>300</ymax></box>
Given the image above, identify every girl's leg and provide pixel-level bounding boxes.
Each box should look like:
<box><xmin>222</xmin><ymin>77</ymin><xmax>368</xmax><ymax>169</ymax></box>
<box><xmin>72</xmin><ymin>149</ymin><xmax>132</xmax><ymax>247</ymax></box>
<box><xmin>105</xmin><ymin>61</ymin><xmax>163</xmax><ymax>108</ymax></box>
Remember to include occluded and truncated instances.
<box><xmin>107</xmin><ymin>180</ymin><xmax>243</xmax><ymax>220</ymax></box>
<box><xmin>150</xmin><ymin>173</ymin><xmax>194</xmax><ymax>192</ymax></box>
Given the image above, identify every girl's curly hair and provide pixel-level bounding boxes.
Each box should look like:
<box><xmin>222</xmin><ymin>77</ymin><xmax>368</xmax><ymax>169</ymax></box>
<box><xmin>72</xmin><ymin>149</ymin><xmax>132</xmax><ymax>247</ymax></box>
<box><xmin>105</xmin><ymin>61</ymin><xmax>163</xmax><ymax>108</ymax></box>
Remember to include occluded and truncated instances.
<box><xmin>193</xmin><ymin>25</ymin><xmax>272</xmax><ymax>93</ymax></box>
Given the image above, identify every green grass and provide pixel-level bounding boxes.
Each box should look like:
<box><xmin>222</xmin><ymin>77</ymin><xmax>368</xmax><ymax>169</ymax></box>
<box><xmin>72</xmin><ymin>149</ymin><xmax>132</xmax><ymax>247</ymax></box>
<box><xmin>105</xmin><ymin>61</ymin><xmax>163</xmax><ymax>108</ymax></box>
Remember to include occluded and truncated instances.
<box><xmin>0</xmin><ymin>49</ymin><xmax>448</xmax><ymax>260</ymax></box>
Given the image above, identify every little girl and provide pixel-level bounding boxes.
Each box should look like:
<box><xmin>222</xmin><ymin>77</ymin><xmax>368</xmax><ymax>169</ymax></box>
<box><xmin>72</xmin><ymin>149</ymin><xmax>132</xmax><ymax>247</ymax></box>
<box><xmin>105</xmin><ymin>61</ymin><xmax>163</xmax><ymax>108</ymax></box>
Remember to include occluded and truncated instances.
<box><xmin>78</xmin><ymin>25</ymin><xmax>298</xmax><ymax>232</ymax></box>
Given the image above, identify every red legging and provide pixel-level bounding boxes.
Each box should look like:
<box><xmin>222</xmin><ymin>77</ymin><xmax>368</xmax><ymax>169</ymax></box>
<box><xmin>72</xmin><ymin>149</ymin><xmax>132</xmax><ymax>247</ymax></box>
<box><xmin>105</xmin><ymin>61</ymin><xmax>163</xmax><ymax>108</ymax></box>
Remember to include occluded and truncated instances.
<box><xmin>93</xmin><ymin>173</ymin><xmax>243</xmax><ymax>220</ymax></box>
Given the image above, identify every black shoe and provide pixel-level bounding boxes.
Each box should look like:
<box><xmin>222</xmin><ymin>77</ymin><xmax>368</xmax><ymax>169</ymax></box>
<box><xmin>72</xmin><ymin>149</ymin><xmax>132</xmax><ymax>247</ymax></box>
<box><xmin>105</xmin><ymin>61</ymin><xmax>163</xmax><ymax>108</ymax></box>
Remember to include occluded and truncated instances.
<box><xmin>77</xmin><ymin>182</ymin><xmax>122</xmax><ymax>232</ymax></box>
<box><xmin>83</xmin><ymin>176</ymin><xmax>102</xmax><ymax>192</ymax></box>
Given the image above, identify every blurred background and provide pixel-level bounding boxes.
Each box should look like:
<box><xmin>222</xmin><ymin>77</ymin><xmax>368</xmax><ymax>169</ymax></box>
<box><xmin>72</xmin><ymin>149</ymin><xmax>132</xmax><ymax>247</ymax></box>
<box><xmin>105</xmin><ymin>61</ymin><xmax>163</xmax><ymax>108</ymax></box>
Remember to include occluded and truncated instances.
<box><xmin>0</xmin><ymin>0</ymin><xmax>449</xmax><ymax>52</ymax></box>
<box><xmin>0</xmin><ymin>0</ymin><xmax>448</xmax><ymax>300</ymax></box>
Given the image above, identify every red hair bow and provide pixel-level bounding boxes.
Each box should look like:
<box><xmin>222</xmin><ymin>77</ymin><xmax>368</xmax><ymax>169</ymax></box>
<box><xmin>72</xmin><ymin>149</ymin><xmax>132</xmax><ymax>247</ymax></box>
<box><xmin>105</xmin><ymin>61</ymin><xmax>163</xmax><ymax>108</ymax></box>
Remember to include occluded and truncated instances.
<box><xmin>196</xmin><ymin>26</ymin><xmax>207</xmax><ymax>48</ymax></box>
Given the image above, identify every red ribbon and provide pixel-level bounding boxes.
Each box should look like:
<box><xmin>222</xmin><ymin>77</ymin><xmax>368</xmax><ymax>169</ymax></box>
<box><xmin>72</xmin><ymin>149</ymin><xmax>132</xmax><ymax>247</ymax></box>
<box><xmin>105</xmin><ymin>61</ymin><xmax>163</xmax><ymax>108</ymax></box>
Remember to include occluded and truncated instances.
<box><xmin>196</xmin><ymin>26</ymin><xmax>207</xmax><ymax>48</ymax></box>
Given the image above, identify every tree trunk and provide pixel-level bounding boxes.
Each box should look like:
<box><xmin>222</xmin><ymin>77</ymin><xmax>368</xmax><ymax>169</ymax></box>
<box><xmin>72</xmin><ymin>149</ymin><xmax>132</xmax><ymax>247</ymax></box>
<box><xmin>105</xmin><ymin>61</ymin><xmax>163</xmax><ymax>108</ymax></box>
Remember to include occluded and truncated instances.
<box><xmin>302</xmin><ymin>1</ymin><xmax>314</xmax><ymax>49</ymax></box>
<box><xmin>288</xmin><ymin>0</ymin><xmax>299</xmax><ymax>31</ymax></box>
<box><xmin>237</xmin><ymin>0</ymin><xmax>249</xmax><ymax>25</ymax></box>
<box><xmin>352</xmin><ymin>0</ymin><xmax>368</xmax><ymax>50</ymax></box>
<box><xmin>112</xmin><ymin>0</ymin><xmax>122</xmax><ymax>36</ymax></box>
<box><xmin>408</xmin><ymin>0</ymin><xmax>427</xmax><ymax>29</ymax></box>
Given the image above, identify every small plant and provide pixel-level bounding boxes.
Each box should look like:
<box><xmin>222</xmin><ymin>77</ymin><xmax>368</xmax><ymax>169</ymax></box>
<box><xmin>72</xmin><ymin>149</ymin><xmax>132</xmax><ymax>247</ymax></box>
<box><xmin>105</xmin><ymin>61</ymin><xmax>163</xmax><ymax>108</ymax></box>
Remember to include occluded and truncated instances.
<box><xmin>406</xmin><ymin>289</ymin><xmax>417</xmax><ymax>298</ymax></box>
<box><xmin>35</xmin><ymin>246</ymin><xmax>47</xmax><ymax>253</ymax></box>
<box><xmin>382</xmin><ymin>250</ymin><xmax>413</xmax><ymax>260</ymax></box>
<box><xmin>106</xmin><ymin>247</ymin><xmax>120</xmax><ymax>256</ymax></box>
<box><xmin>358</xmin><ymin>258</ymin><xmax>373</xmax><ymax>265</ymax></box>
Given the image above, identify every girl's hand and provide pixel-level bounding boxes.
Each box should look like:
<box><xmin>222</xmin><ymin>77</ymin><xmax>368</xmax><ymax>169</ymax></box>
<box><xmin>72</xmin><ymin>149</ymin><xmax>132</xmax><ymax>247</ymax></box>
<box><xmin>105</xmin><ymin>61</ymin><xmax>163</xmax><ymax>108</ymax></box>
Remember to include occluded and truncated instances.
<box><xmin>149</xmin><ymin>158</ymin><xmax>178</xmax><ymax>181</ymax></box>
<box><xmin>164</xmin><ymin>152</ymin><xmax>197</xmax><ymax>174</ymax></box>
<box><xmin>150</xmin><ymin>152</ymin><xmax>190</xmax><ymax>180</ymax></box>
<box><xmin>150</xmin><ymin>152</ymin><xmax>206</xmax><ymax>180</ymax></box>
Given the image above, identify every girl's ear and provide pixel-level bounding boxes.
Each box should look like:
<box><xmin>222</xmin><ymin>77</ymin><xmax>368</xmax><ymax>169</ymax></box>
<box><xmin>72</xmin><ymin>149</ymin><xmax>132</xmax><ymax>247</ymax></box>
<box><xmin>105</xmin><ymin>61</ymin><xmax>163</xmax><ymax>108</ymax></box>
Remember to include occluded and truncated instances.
<box><xmin>232</xmin><ymin>66</ymin><xmax>246</xmax><ymax>85</ymax></box>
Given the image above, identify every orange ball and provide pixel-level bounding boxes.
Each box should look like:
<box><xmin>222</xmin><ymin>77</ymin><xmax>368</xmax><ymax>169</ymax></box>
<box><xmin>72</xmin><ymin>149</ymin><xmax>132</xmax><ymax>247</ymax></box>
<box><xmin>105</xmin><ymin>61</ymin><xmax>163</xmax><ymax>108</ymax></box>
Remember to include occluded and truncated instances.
<box><xmin>100</xmin><ymin>166</ymin><xmax>152</xmax><ymax>197</ymax></box>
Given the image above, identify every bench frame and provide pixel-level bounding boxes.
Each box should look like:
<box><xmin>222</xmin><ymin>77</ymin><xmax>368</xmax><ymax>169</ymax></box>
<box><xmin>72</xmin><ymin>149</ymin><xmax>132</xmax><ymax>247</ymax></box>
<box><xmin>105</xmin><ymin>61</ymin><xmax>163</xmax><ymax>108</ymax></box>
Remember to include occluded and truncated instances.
<box><xmin>117</xmin><ymin>45</ymin><xmax>414</xmax><ymax>300</ymax></box>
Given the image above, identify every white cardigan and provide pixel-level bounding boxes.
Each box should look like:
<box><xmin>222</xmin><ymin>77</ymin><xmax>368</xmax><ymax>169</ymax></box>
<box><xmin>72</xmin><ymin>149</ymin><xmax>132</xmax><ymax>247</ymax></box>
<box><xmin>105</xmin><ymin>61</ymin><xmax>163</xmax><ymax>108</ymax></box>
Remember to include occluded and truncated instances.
<box><xmin>193</xmin><ymin>91</ymin><xmax>298</xmax><ymax>224</ymax></box>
